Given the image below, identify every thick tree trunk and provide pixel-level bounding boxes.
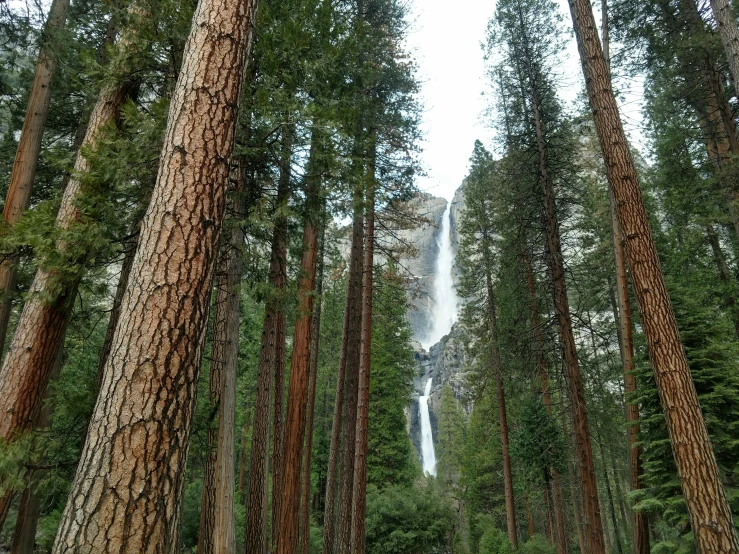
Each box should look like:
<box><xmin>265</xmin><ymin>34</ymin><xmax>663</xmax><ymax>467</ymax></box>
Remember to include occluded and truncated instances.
<box><xmin>50</xmin><ymin>0</ymin><xmax>257</xmax><ymax>549</ymax></box>
<box><xmin>245</xmin><ymin>176</ymin><xmax>290</xmax><ymax>553</ymax></box>
<box><xmin>350</xmin><ymin>158</ymin><xmax>375</xmax><ymax>554</ymax></box>
<box><xmin>567</xmin><ymin>0</ymin><xmax>739</xmax><ymax>550</ymax></box>
<box><xmin>271</xmin><ymin>126</ymin><xmax>293</xmax><ymax>552</ymax></box>
<box><xmin>0</xmin><ymin>0</ymin><xmax>71</xmax><ymax>354</ymax></box>
<box><xmin>300</xmin><ymin>222</ymin><xmax>325</xmax><ymax>554</ymax></box>
<box><xmin>274</xmin><ymin>132</ymin><xmax>322</xmax><ymax>554</ymax></box>
<box><xmin>197</xmin><ymin>176</ymin><xmax>245</xmax><ymax>554</ymax></box>
<box><xmin>530</xmin><ymin>80</ymin><xmax>605</xmax><ymax>551</ymax></box>
<box><xmin>710</xmin><ymin>0</ymin><xmax>739</xmax><ymax>92</ymax></box>
<box><xmin>610</xmin><ymin>195</ymin><xmax>650</xmax><ymax>554</ymax></box>
<box><xmin>333</xmin><ymin>183</ymin><xmax>365</xmax><ymax>553</ymax></box>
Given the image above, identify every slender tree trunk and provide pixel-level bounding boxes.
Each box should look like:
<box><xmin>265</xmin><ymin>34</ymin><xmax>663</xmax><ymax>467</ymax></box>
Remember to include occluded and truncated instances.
<box><xmin>333</xmin><ymin>181</ymin><xmax>365</xmax><ymax>553</ymax></box>
<box><xmin>525</xmin><ymin>492</ymin><xmax>536</xmax><ymax>540</ymax></box>
<box><xmin>483</xmin><ymin>229</ymin><xmax>517</xmax><ymax>549</ymax></box>
<box><xmin>350</xmin><ymin>150</ymin><xmax>375</xmax><ymax>554</ymax></box>
<box><xmin>300</xmin><ymin>220</ymin><xmax>325</xmax><ymax>554</ymax></box>
<box><xmin>198</xmin><ymin>171</ymin><xmax>245</xmax><ymax>554</ymax></box>
<box><xmin>0</xmin><ymin>0</ymin><xmax>71</xmax><ymax>354</ymax></box>
<box><xmin>562</xmin><ymin>406</ymin><xmax>587</xmax><ymax>554</ymax></box>
<box><xmin>610</xmin><ymin>194</ymin><xmax>650</xmax><ymax>554</ymax></box>
<box><xmin>271</xmin><ymin>125</ymin><xmax>293</xmax><ymax>552</ymax></box>
<box><xmin>530</xmin><ymin>79</ymin><xmax>605</xmax><ymax>551</ymax></box>
<box><xmin>245</xmin><ymin>175</ymin><xmax>290</xmax><ymax>554</ymax></box>
<box><xmin>320</xmin><ymin>298</ymin><xmax>350</xmax><ymax>554</ymax></box>
<box><xmin>50</xmin><ymin>0</ymin><xmax>257</xmax><ymax>549</ymax></box>
<box><xmin>239</xmin><ymin>405</ymin><xmax>252</xmax><ymax>496</ymax></box>
<box><xmin>598</xmin><ymin>437</ymin><xmax>624</xmax><ymax>554</ymax></box>
<box><xmin>9</xmin><ymin>340</ymin><xmax>64</xmax><ymax>553</ymax></box>
<box><xmin>522</xmin><ymin>247</ymin><xmax>569</xmax><ymax>554</ymax></box>
<box><xmin>275</xmin><ymin>131</ymin><xmax>323</xmax><ymax>554</ymax></box>
<box><xmin>567</xmin><ymin>0</ymin><xmax>739</xmax><ymax>550</ymax></box>
<box><xmin>0</xmin><ymin>21</ymin><xmax>140</xmax><ymax>446</ymax></box>
<box><xmin>709</xmin><ymin>0</ymin><xmax>739</xmax><ymax>92</ymax></box>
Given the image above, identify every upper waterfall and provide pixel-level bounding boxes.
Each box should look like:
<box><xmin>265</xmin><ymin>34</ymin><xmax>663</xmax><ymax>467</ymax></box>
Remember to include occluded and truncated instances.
<box><xmin>421</xmin><ymin>201</ymin><xmax>459</xmax><ymax>350</ymax></box>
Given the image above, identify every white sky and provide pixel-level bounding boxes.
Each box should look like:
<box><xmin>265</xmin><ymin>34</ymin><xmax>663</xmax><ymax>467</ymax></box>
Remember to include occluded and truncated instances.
<box><xmin>406</xmin><ymin>0</ymin><xmax>647</xmax><ymax>202</ymax></box>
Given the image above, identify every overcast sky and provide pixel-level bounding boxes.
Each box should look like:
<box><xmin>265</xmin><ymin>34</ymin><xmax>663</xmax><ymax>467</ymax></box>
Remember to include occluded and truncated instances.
<box><xmin>406</xmin><ymin>0</ymin><xmax>646</xmax><ymax>202</ymax></box>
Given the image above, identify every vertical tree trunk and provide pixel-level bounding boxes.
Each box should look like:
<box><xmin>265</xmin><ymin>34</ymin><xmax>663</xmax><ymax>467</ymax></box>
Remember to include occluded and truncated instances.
<box><xmin>522</xmin><ymin>247</ymin><xmax>569</xmax><ymax>554</ymax></box>
<box><xmin>271</xmin><ymin>126</ymin><xmax>293</xmax><ymax>552</ymax></box>
<box><xmin>483</xmin><ymin>229</ymin><xmax>518</xmax><ymax>549</ymax></box>
<box><xmin>197</xmin><ymin>172</ymin><xmax>245</xmax><ymax>554</ymax></box>
<box><xmin>610</xmin><ymin>195</ymin><xmax>650</xmax><ymax>554</ymax></box>
<box><xmin>239</xmin><ymin>405</ymin><xmax>252</xmax><ymax>496</ymax></box>
<box><xmin>709</xmin><ymin>0</ymin><xmax>739</xmax><ymax>91</ymax></box>
<box><xmin>333</xmin><ymin>182</ymin><xmax>365</xmax><ymax>553</ymax></box>
<box><xmin>350</xmin><ymin>152</ymin><xmax>375</xmax><ymax>554</ymax></box>
<box><xmin>274</xmin><ymin>130</ymin><xmax>323</xmax><ymax>554</ymax></box>
<box><xmin>0</xmin><ymin>0</ymin><xmax>71</xmax><ymax>354</ymax></box>
<box><xmin>532</xmin><ymin>79</ymin><xmax>605</xmax><ymax>552</ymax></box>
<box><xmin>245</xmin><ymin>175</ymin><xmax>290</xmax><ymax>554</ymax></box>
<box><xmin>300</xmin><ymin>220</ymin><xmax>325</xmax><ymax>554</ymax></box>
<box><xmin>50</xmin><ymin>0</ymin><xmax>257</xmax><ymax>549</ymax></box>
<box><xmin>598</xmin><ymin>437</ymin><xmax>624</xmax><ymax>554</ymax></box>
<box><xmin>567</xmin><ymin>0</ymin><xmax>739</xmax><ymax>550</ymax></box>
<box><xmin>525</xmin><ymin>492</ymin><xmax>536</xmax><ymax>540</ymax></box>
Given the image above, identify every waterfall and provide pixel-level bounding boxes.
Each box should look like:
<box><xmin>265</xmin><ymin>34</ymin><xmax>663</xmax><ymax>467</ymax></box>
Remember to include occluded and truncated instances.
<box><xmin>419</xmin><ymin>378</ymin><xmax>437</xmax><ymax>476</ymax></box>
<box><xmin>422</xmin><ymin>201</ymin><xmax>459</xmax><ymax>350</ymax></box>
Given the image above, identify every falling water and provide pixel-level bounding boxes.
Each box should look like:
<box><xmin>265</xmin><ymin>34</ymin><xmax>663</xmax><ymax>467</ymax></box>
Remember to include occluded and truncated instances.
<box><xmin>422</xmin><ymin>202</ymin><xmax>459</xmax><ymax>350</ymax></box>
<box><xmin>419</xmin><ymin>378</ymin><xmax>437</xmax><ymax>476</ymax></box>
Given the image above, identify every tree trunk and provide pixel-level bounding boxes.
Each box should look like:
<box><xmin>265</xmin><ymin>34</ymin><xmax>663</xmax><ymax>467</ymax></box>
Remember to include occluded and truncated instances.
<box><xmin>522</xmin><ymin>247</ymin><xmax>569</xmax><ymax>554</ymax></box>
<box><xmin>300</xmin><ymin>220</ymin><xmax>325</xmax><ymax>554</ymax></box>
<box><xmin>598</xmin><ymin>437</ymin><xmax>624</xmax><ymax>554</ymax></box>
<box><xmin>483</xmin><ymin>229</ymin><xmax>518</xmax><ymax>549</ymax></box>
<box><xmin>96</xmin><ymin>234</ymin><xmax>138</xmax><ymax>387</ymax></box>
<box><xmin>245</xmin><ymin>173</ymin><xmax>290</xmax><ymax>554</ymax></box>
<box><xmin>710</xmin><ymin>0</ymin><xmax>739</xmax><ymax>92</ymax></box>
<box><xmin>0</xmin><ymin>29</ymin><xmax>139</xmax><ymax>446</ymax></box>
<box><xmin>525</xmin><ymin>492</ymin><xmax>536</xmax><ymax>540</ymax></box>
<box><xmin>531</xmin><ymin>80</ymin><xmax>605</xmax><ymax>552</ymax></box>
<box><xmin>271</xmin><ymin>125</ymin><xmax>293</xmax><ymax>552</ymax></box>
<box><xmin>274</xmin><ymin>131</ymin><xmax>323</xmax><ymax>554</ymax></box>
<box><xmin>567</xmin><ymin>0</ymin><xmax>739</xmax><ymax>550</ymax></box>
<box><xmin>50</xmin><ymin>0</ymin><xmax>257</xmax><ymax>549</ymax></box>
<box><xmin>333</xmin><ymin>182</ymin><xmax>365</xmax><ymax>553</ymax></box>
<box><xmin>239</xmin><ymin>405</ymin><xmax>252</xmax><ymax>496</ymax></box>
<box><xmin>350</xmin><ymin>152</ymin><xmax>375</xmax><ymax>554</ymax></box>
<box><xmin>610</xmin><ymin>194</ymin><xmax>650</xmax><ymax>554</ymax></box>
<box><xmin>0</xmin><ymin>0</ymin><xmax>71</xmax><ymax>354</ymax></box>
<box><xmin>197</xmin><ymin>172</ymin><xmax>245</xmax><ymax>554</ymax></box>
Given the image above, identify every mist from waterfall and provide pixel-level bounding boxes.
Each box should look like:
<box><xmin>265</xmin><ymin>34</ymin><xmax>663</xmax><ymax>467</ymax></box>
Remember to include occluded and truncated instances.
<box><xmin>422</xmin><ymin>201</ymin><xmax>458</xmax><ymax>350</ymax></box>
<box><xmin>419</xmin><ymin>378</ymin><xmax>437</xmax><ymax>476</ymax></box>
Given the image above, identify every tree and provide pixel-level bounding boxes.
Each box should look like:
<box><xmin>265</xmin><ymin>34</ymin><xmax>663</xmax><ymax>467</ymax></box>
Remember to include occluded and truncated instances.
<box><xmin>566</xmin><ymin>0</ymin><xmax>739</xmax><ymax>550</ymax></box>
<box><xmin>49</xmin><ymin>0</ymin><xmax>259</xmax><ymax>549</ymax></box>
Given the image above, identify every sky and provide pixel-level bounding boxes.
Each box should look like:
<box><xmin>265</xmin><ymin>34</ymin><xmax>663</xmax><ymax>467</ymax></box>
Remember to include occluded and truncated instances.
<box><xmin>406</xmin><ymin>0</ymin><xmax>647</xmax><ymax>203</ymax></box>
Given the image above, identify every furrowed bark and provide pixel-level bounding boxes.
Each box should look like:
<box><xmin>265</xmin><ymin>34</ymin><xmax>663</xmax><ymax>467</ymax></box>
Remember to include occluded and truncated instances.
<box><xmin>567</xmin><ymin>0</ymin><xmax>739</xmax><ymax>550</ymax></box>
<box><xmin>198</xmin><ymin>171</ymin><xmax>246</xmax><ymax>554</ymax></box>
<box><xmin>275</xmin><ymin>129</ymin><xmax>323</xmax><ymax>554</ymax></box>
<box><xmin>245</xmin><ymin>175</ymin><xmax>290</xmax><ymax>553</ymax></box>
<box><xmin>709</xmin><ymin>0</ymin><xmax>739</xmax><ymax>93</ymax></box>
<box><xmin>50</xmin><ymin>0</ymin><xmax>258</xmax><ymax>549</ymax></box>
<box><xmin>0</xmin><ymin>0</ymin><xmax>71</xmax><ymax>354</ymax></box>
<box><xmin>350</xmin><ymin>151</ymin><xmax>375</xmax><ymax>554</ymax></box>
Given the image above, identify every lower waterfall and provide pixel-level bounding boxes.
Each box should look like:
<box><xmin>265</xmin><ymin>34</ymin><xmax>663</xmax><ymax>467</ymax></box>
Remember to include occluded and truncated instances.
<box><xmin>419</xmin><ymin>378</ymin><xmax>437</xmax><ymax>476</ymax></box>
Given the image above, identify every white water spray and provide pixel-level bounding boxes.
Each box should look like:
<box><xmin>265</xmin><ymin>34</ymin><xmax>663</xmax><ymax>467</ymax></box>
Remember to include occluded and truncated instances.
<box><xmin>422</xmin><ymin>202</ymin><xmax>458</xmax><ymax>350</ymax></box>
<box><xmin>419</xmin><ymin>378</ymin><xmax>437</xmax><ymax>476</ymax></box>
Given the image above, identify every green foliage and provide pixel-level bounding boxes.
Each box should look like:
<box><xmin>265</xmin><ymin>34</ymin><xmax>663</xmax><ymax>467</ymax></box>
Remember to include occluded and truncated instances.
<box><xmin>364</xmin><ymin>483</ymin><xmax>455</xmax><ymax>554</ymax></box>
<box><xmin>436</xmin><ymin>383</ymin><xmax>466</xmax><ymax>487</ymax></box>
